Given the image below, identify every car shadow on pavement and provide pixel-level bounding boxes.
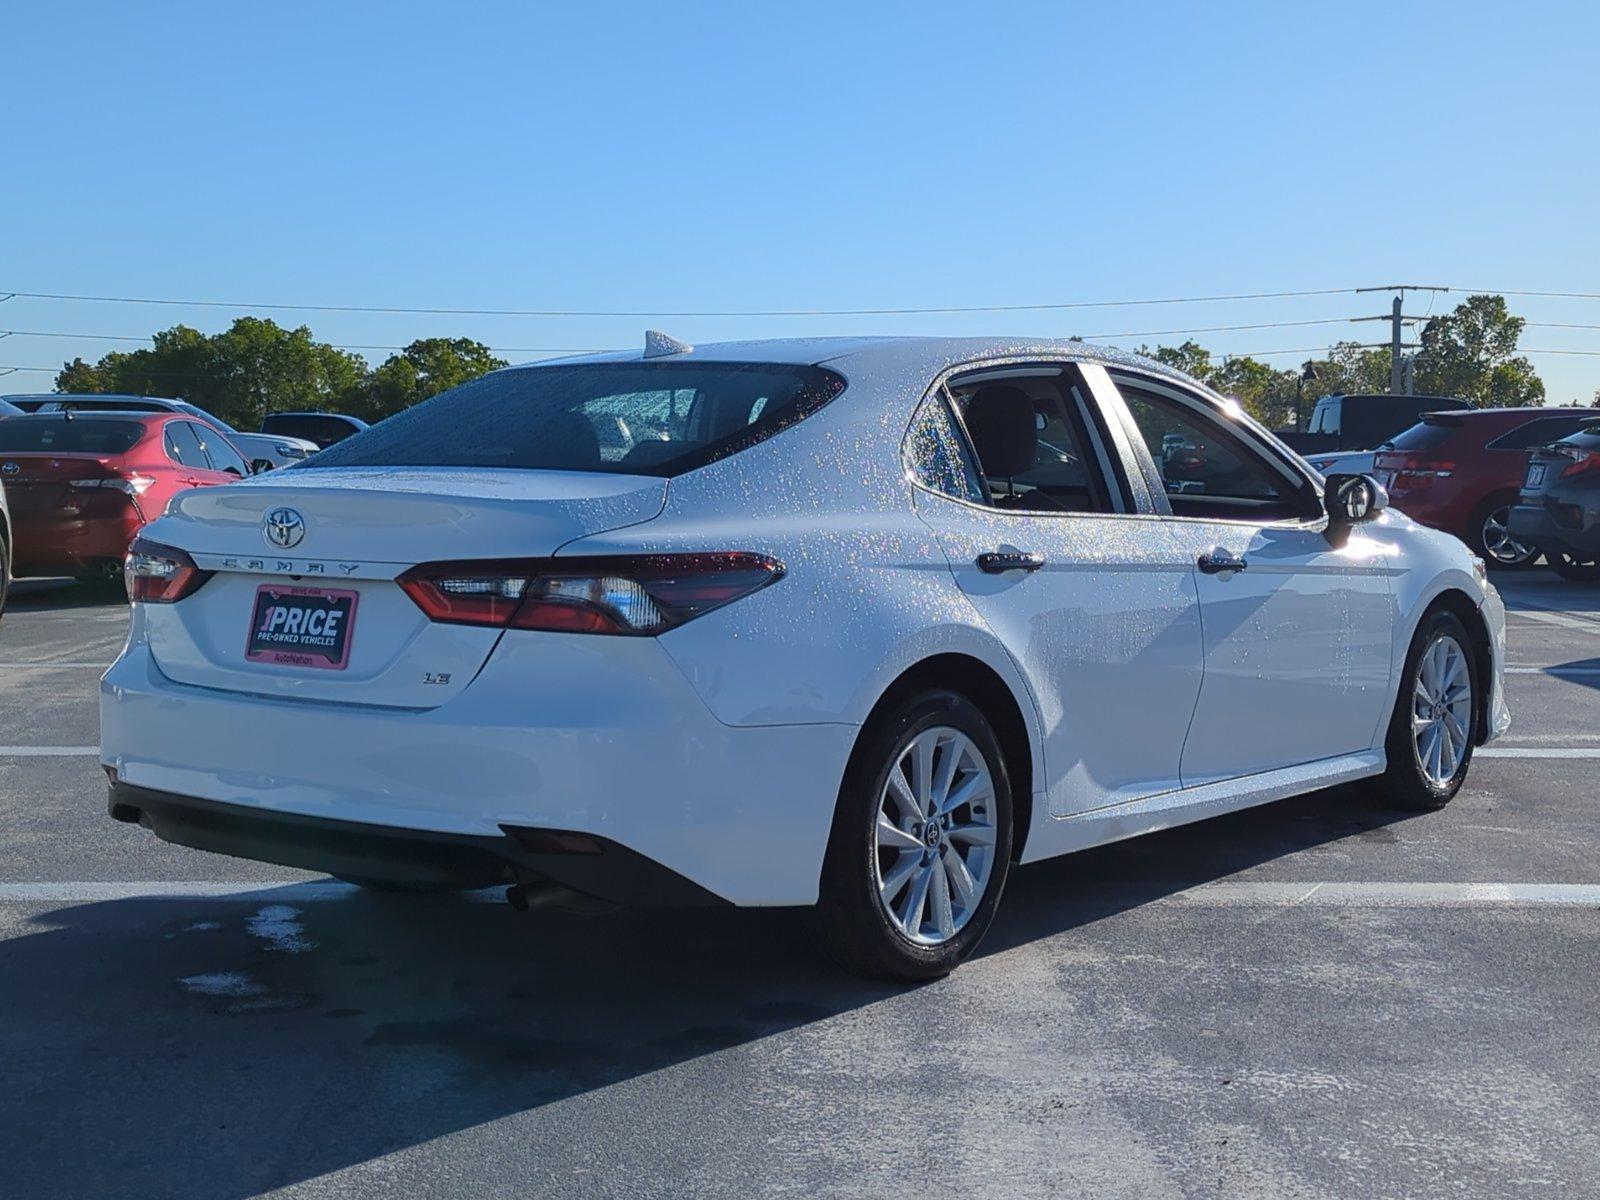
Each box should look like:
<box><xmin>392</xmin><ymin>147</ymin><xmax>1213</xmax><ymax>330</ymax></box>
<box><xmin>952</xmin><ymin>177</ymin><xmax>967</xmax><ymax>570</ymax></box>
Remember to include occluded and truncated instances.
<box><xmin>4</xmin><ymin>577</ymin><xmax>126</xmax><ymax>613</ymax></box>
<box><xmin>0</xmin><ymin>783</ymin><xmax>1410</xmax><ymax>1199</ymax></box>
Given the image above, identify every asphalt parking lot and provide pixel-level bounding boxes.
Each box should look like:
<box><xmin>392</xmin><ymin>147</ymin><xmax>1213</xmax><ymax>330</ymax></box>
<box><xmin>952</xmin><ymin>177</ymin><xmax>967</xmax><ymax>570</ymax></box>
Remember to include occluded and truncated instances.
<box><xmin>2</xmin><ymin>576</ymin><xmax>1598</xmax><ymax>1199</ymax></box>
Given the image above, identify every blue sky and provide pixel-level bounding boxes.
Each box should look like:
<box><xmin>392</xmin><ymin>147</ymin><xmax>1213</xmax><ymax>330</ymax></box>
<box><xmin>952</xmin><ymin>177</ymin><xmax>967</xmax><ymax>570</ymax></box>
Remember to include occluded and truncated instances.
<box><xmin>4</xmin><ymin>0</ymin><xmax>1598</xmax><ymax>402</ymax></box>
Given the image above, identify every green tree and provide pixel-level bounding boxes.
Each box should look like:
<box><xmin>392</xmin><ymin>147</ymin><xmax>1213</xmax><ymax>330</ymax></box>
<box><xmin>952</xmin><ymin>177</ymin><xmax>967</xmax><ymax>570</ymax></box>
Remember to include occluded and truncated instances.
<box><xmin>1413</xmin><ymin>294</ymin><xmax>1543</xmax><ymax>407</ymax></box>
<box><xmin>54</xmin><ymin>318</ymin><xmax>368</xmax><ymax>430</ymax></box>
<box><xmin>349</xmin><ymin>337</ymin><xmax>506</xmax><ymax>422</ymax></box>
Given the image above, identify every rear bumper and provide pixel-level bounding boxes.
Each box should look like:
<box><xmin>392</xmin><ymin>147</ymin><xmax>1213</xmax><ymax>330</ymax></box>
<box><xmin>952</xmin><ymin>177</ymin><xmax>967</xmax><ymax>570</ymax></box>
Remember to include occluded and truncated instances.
<box><xmin>108</xmin><ymin>781</ymin><xmax>725</xmax><ymax>905</ymax></box>
<box><xmin>12</xmin><ymin>511</ymin><xmax>142</xmax><ymax>575</ymax></box>
<box><xmin>101</xmin><ymin>638</ymin><xmax>857</xmax><ymax>906</ymax></box>
<box><xmin>1508</xmin><ymin>502</ymin><xmax>1600</xmax><ymax>556</ymax></box>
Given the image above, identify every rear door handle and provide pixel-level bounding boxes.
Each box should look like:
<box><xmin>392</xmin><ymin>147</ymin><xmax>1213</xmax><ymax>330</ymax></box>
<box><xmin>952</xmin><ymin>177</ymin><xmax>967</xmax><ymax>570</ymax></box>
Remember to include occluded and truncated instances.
<box><xmin>976</xmin><ymin>550</ymin><xmax>1046</xmax><ymax>574</ymax></box>
<box><xmin>1197</xmin><ymin>548</ymin><xmax>1249</xmax><ymax>575</ymax></box>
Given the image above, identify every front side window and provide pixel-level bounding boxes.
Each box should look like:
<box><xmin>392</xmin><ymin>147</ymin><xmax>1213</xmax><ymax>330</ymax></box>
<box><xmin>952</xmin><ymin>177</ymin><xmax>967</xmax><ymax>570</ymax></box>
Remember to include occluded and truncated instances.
<box><xmin>193</xmin><ymin>423</ymin><xmax>249</xmax><ymax>475</ymax></box>
<box><xmin>1119</xmin><ymin>384</ymin><xmax>1310</xmax><ymax>521</ymax></box>
<box><xmin>302</xmin><ymin>362</ymin><xmax>846</xmax><ymax>477</ymax></box>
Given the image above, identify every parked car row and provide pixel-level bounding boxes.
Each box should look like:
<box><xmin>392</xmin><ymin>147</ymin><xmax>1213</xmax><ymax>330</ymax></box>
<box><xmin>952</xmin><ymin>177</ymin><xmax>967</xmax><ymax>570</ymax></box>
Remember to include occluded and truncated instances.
<box><xmin>0</xmin><ymin>396</ymin><xmax>368</xmax><ymax>615</ymax></box>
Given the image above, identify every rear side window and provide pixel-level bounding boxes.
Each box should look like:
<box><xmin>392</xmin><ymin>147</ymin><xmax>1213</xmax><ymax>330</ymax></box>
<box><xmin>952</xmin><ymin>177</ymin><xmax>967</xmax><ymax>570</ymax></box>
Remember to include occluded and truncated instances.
<box><xmin>164</xmin><ymin>420</ymin><xmax>209</xmax><ymax>467</ymax></box>
<box><xmin>0</xmin><ymin>418</ymin><xmax>145</xmax><ymax>454</ymax></box>
<box><xmin>303</xmin><ymin>362</ymin><xmax>846</xmax><ymax>477</ymax></box>
<box><xmin>904</xmin><ymin>392</ymin><xmax>985</xmax><ymax>505</ymax></box>
<box><xmin>1486</xmin><ymin>416</ymin><xmax>1594</xmax><ymax>450</ymax></box>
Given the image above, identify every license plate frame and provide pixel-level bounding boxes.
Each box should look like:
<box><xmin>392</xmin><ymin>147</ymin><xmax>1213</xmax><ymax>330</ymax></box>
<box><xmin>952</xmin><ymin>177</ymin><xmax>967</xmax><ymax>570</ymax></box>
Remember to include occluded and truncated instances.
<box><xmin>245</xmin><ymin>584</ymin><xmax>359</xmax><ymax>671</ymax></box>
<box><xmin>1524</xmin><ymin>463</ymin><xmax>1546</xmax><ymax>490</ymax></box>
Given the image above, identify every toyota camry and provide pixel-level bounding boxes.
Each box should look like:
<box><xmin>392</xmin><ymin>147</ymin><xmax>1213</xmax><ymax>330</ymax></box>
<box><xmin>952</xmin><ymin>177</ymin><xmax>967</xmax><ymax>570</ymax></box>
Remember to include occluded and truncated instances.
<box><xmin>101</xmin><ymin>335</ymin><xmax>1510</xmax><ymax>979</ymax></box>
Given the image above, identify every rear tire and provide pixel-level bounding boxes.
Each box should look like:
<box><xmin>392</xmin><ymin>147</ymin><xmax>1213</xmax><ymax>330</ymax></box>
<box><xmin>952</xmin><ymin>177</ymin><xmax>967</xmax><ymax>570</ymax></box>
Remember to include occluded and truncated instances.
<box><xmin>1378</xmin><ymin>610</ymin><xmax>1479</xmax><ymax>812</ymax></box>
<box><xmin>1547</xmin><ymin>550</ymin><xmax>1600</xmax><ymax>583</ymax></box>
<box><xmin>1468</xmin><ymin>496</ymin><xmax>1539</xmax><ymax>569</ymax></box>
<box><xmin>815</xmin><ymin>689</ymin><xmax>1013</xmax><ymax>981</ymax></box>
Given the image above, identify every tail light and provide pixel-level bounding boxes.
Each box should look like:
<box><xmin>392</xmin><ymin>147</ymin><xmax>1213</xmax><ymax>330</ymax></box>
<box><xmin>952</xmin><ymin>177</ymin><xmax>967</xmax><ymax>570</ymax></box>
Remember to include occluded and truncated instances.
<box><xmin>71</xmin><ymin>475</ymin><xmax>156</xmax><ymax>495</ymax></box>
<box><xmin>398</xmin><ymin>553</ymin><xmax>785</xmax><ymax>636</ymax></box>
<box><xmin>125</xmin><ymin>537</ymin><xmax>213</xmax><ymax>603</ymax></box>
<box><xmin>1549</xmin><ymin>445</ymin><xmax>1600</xmax><ymax>480</ymax></box>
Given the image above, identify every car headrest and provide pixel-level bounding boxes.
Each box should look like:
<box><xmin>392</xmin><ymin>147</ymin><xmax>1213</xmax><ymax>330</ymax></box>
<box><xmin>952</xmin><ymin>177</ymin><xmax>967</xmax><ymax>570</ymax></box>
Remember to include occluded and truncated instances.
<box><xmin>963</xmin><ymin>385</ymin><xmax>1037</xmax><ymax>478</ymax></box>
<box><xmin>536</xmin><ymin>412</ymin><xmax>602</xmax><ymax>469</ymax></box>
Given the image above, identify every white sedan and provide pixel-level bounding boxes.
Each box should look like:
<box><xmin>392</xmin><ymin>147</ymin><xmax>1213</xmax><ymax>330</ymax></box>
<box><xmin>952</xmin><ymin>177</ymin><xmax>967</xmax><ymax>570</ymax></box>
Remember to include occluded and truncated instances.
<box><xmin>102</xmin><ymin>335</ymin><xmax>1509</xmax><ymax>979</ymax></box>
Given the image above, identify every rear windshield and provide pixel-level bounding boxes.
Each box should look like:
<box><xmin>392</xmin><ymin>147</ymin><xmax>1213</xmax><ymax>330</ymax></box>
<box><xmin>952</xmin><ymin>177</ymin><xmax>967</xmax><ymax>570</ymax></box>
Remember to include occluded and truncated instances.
<box><xmin>302</xmin><ymin>362</ymin><xmax>847</xmax><ymax>476</ymax></box>
<box><xmin>1383</xmin><ymin>419</ymin><xmax>1456</xmax><ymax>454</ymax></box>
<box><xmin>0</xmin><ymin>417</ymin><xmax>146</xmax><ymax>454</ymax></box>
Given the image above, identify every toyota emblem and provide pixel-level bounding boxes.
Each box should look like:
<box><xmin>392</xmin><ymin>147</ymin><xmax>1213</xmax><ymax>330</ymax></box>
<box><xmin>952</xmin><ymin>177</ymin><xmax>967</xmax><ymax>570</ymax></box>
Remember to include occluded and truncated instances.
<box><xmin>263</xmin><ymin>507</ymin><xmax>306</xmax><ymax>549</ymax></box>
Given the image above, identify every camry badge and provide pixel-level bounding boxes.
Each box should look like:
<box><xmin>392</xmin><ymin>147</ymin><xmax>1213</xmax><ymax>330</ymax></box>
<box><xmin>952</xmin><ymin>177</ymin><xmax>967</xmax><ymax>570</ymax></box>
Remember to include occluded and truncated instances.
<box><xmin>263</xmin><ymin>507</ymin><xmax>306</xmax><ymax>549</ymax></box>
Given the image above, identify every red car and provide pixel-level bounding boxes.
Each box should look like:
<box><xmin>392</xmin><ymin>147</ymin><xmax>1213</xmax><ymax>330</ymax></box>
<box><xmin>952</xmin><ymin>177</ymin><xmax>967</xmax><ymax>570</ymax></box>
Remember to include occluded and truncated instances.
<box><xmin>1372</xmin><ymin>407</ymin><xmax>1598</xmax><ymax>567</ymax></box>
<box><xmin>0</xmin><ymin>412</ymin><xmax>250</xmax><ymax>582</ymax></box>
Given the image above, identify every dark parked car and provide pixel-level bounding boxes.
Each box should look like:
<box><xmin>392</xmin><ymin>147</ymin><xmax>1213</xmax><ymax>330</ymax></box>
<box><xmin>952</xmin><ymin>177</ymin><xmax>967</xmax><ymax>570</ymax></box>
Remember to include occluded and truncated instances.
<box><xmin>260</xmin><ymin>411</ymin><xmax>368</xmax><ymax>449</ymax></box>
<box><xmin>1277</xmin><ymin>393</ymin><xmax>1469</xmax><ymax>456</ymax></box>
<box><xmin>1510</xmin><ymin>420</ymin><xmax>1600</xmax><ymax>581</ymax></box>
<box><xmin>0</xmin><ymin>412</ymin><xmax>250</xmax><ymax>584</ymax></box>
<box><xmin>1371</xmin><ymin>407</ymin><xmax>1599</xmax><ymax>567</ymax></box>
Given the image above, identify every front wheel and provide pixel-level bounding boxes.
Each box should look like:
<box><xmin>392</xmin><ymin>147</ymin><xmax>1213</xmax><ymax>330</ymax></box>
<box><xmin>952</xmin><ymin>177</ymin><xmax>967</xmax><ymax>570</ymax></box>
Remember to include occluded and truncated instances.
<box><xmin>1379</xmin><ymin>610</ymin><xmax>1479</xmax><ymax>811</ymax></box>
<box><xmin>1547</xmin><ymin>550</ymin><xmax>1600</xmax><ymax>583</ymax></box>
<box><xmin>815</xmin><ymin>690</ymin><xmax>1013</xmax><ymax>981</ymax></box>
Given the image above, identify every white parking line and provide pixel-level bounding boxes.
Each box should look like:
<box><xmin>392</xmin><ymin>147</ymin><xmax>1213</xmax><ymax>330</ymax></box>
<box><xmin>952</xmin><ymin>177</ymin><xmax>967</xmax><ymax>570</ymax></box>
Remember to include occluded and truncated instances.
<box><xmin>1478</xmin><ymin>747</ymin><xmax>1600</xmax><ymax>759</ymax></box>
<box><xmin>1164</xmin><ymin>881</ymin><xmax>1600</xmax><ymax>906</ymax></box>
<box><xmin>1507</xmin><ymin>607</ymin><xmax>1600</xmax><ymax>632</ymax></box>
<box><xmin>0</xmin><ymin>662</ymin><xmax>112</xmax><ymax>670</ymax></box>
<box><xmin>0</xmin><ymin>880</ymin><xmax>1597</xmax><ymax>906</ymax></box>
<box><xmin>1505</xmin><ymin>666</ymin><xmax>1600</xmax><ymax>677</ymax></box>
<box><xmin>0</xmin><ymin>746</ymin><xmax>101</xmax><ymax>757</ymax></box>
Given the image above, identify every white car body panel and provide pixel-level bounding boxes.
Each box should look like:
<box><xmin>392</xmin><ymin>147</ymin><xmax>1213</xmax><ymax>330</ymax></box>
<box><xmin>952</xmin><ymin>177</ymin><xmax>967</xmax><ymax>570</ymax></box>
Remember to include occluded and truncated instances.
<box><xmin>100</xmin><ymin>335</ymin><xmax>1509</xmax><ymax>907</ymax></box>
<box><xmin>1163</xmin><ymin>519</ymin><xmax>1395</xmax><ymax>785</ymax></box>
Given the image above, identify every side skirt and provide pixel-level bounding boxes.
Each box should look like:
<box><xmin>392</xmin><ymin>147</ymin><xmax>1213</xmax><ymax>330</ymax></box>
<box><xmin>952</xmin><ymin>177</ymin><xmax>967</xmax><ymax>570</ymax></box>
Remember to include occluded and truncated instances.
<box><xmin>1020</xmin><ymin>751</ymin><xmax>1385</xmax><ymax>864</ymax></box>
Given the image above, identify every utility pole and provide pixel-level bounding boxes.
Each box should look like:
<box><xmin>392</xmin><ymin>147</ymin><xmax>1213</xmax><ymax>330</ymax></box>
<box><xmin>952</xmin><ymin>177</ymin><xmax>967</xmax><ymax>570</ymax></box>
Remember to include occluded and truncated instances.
<box><xmin>1353</xmin><ymin>285</ymin><xmax>1449</xmax><ymax>395</ymax></box>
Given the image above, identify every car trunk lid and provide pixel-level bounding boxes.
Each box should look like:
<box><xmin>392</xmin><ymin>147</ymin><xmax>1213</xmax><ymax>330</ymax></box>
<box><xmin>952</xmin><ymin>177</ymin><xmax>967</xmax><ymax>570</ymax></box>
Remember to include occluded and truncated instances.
<box><xmin>139</xmin><ymin>467</ymin><xmax>667</xmax><ymax>708</ymax></box>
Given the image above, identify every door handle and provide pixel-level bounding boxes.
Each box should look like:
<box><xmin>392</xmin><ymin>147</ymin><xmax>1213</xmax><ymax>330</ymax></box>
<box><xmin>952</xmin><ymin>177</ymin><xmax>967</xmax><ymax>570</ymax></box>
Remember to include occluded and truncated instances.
<box><xmin>976</xmin><ymin>550</ymin><xmax>1046</xmax><ymax>574</ymax></box>
<box><xmin>1197</xmin><ymin>548</ymin><xmax>1249</xmax><ymax>575</ymax></box>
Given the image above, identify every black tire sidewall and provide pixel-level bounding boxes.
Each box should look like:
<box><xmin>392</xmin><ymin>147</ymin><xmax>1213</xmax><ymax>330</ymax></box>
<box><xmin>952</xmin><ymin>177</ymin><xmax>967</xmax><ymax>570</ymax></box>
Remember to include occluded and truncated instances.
<box><xmin>1384</xmin><ymin>610</ymin><xmax>1479</xmax><ymax>808</ymax></box>
<box><xmin>1549</xmin><ymin>551</ymin><xmax>1600</xmax><ymax>582</ymax></box>
<box><xmin>818</xmin><ymin>689</ymin><xmax>1014</xmax><ymax>981</ymax></box>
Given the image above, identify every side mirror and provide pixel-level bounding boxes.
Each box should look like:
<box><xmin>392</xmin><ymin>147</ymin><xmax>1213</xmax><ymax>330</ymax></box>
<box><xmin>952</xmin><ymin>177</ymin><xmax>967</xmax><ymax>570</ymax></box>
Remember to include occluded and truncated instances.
<box><xmin>1324</xmin><ymin>472</ymin><xmax>1389</xmax><ymax>528</ymax></box>
<box><xmin>250</xmin><ymin>458</ymin><xmax>276</xmax><ymax>475</ymax></box>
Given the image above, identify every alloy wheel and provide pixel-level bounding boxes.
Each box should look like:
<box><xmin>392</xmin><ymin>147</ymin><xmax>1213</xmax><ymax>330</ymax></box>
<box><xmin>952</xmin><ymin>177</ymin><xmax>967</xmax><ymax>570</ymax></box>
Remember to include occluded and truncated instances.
<box><xmin>873</xmin><ymin>725</ymin><xmax>998</xmax><ymax>945</ymax></box>
<box><xmin>1411</xmin><ymin>634</ymin><xmax>1473</xmax><ymax>787</ymax></box>
<box><xmin>1481</xmin><ymin>506</ymin><xmax>1536</xmax><ymax>566</ymax></box>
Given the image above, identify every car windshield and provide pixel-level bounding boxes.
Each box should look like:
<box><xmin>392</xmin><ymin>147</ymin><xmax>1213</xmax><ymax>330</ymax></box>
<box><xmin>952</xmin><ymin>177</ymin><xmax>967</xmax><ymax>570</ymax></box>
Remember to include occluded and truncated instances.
<box><xmin>0</xmin><ymin>417</ymin><xmax>146</xmax><ymax>454</ymax></box>
<box><xmin>302</xmin><ymin>362</ymin><xmax>846</xmax><ymax>476</ymax></box>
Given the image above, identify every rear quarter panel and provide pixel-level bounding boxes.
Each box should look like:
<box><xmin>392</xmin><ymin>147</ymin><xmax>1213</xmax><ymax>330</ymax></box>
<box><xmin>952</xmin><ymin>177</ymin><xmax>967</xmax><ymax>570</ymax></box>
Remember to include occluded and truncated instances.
<box><xmin>554</xmin><ymin>355</ymin><xmax>1048</xmax><ymax>781</ymax></box>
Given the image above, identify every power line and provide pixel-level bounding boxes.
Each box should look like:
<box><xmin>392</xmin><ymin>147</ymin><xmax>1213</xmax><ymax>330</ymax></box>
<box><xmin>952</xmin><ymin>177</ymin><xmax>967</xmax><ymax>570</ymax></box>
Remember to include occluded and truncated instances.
<box><xmin>0</xmin><ymin>329</ymin><xmax>599</xmax><ymax>354</ymax></box>
<box><xmin>0</xmin><ymin>285</ymin><xmax>1361</xmax><ymax>319</ymax></box>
